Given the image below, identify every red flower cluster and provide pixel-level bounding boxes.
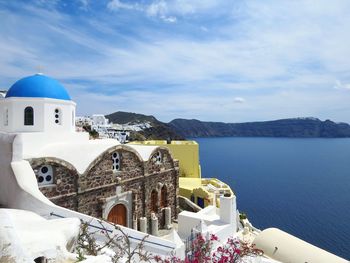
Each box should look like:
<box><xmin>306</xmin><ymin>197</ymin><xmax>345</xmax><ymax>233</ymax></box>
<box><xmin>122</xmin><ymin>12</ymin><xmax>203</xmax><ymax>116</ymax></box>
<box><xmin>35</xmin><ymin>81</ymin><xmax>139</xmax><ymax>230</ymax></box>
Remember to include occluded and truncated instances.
<box><xmin>212</xmin><ymin>237</ymin><xmax>240</xmax><ymax>263</ymax></box>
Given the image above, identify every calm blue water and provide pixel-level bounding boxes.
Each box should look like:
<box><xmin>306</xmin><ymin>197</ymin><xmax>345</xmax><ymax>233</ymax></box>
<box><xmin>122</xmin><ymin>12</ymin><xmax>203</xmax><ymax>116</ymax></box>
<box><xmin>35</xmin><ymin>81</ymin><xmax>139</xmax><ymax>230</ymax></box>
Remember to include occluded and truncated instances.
<box><xmin>193</xmin><ymin>137</ymin><xmax>350</xmax><ymax>260</ymax></box>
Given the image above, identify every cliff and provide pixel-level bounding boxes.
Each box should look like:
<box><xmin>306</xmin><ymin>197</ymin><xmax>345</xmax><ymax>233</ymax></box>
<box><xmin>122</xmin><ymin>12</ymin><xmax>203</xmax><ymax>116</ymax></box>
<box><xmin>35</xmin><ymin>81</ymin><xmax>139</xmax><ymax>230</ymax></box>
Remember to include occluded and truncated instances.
<box><xmin>169</xmin><ymin>118</ymin><xmax>350</xmax><ymax>138</ymax></box>
<box><xmin>106</xmin><ymin>112</ymin><xmax>350</xmax><ymax>139</ymax></box>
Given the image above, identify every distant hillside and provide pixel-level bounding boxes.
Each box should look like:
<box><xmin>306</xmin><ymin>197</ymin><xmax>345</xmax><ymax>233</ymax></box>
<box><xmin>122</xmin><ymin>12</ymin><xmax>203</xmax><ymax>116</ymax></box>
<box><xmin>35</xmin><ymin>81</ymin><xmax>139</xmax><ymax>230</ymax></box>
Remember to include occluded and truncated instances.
<box><xmin>169</xmin><ymin>118</ymin><xmax>350</xmax><ymax>138</ymax></box>
<box><xmin>105</xmin><ymin>111</ymin><xmax>184</xmax><ymax>140</ymax></box>
<box><xmin>106</xmin><ymin>111</ymin><xmax>158</xmax><ymax>125</ymax></box>
<box><xmin>106</xmin><ymin>112</ymin><xmax>350</xmax><ymax>139</ymax></box>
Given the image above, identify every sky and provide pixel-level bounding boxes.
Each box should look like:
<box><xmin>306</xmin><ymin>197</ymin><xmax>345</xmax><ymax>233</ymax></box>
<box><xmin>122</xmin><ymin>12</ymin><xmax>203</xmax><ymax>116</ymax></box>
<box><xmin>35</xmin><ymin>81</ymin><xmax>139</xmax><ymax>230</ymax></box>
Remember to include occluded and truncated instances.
<box><xmin>1</xmin><ymin>0</ymin><xmax>350</xmax><ymax>123</ymax></box>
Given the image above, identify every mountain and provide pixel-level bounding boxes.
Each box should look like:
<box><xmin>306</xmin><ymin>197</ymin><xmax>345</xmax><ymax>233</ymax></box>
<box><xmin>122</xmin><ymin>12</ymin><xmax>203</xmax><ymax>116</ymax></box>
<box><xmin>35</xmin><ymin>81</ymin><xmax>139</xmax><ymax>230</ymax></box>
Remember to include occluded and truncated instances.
<box><xmin>105</xmin><ymin>111</ymin><xmax>184</xmax><ymax>140</ymax></box>
<box><xmin>106</xmin><ymin>112</ymin><xmax>350</xmax><ymax>139</ymax></box>
<box><xmin>106</xmin><ymin>111</ymin><xmax>158</xmax><ymax>125</ymax></box>
<box><xmin>169</xmin><ymin>118</ymin><xmax>350</xmax><ymax>138</ymax></box>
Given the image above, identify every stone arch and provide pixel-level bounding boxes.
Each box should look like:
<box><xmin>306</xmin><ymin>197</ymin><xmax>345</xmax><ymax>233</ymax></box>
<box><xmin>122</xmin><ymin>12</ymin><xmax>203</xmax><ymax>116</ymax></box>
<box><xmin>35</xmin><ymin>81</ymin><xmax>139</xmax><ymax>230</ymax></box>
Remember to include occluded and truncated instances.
<box><xmin>150</xmin><ymin>189</ymin><xmax>158</xmax><ymax>213</ymax></box>
<box><xmin>27</xmin><ymin>157</ymin><xmax>79</xmax><ymax>210</ymax></box>
<box><xmin>148</xmin><ymin>147</ymin><xmax>175</xmax><ymax>164</ymax></box>
<box><xmin>83</xmin><ymin>144</ymin><xmax>145</xmax><ymax>176</ymax></box>
<box><xmin>102</xmin><ymin>190</ymin><xmax>133</xmax><ymax>228</ymax></box>
<box><xmin>107</xmin><ymin>203</ymin><xmax>127</xmax><ymax>226</ymax></box>
<box><xmin>160</xmin><ymin>184</ymin><xmax>168</xmax><ymax>208</ymax></box>
<box><xmin>28</xmin><ymin>157</ymin><xmax>78</xmax><ymax>178</ymax></box>
<box><xmin>147</xmin><ymin>147</ymin><xmax>175</xmax><ymax>174</ymax></box>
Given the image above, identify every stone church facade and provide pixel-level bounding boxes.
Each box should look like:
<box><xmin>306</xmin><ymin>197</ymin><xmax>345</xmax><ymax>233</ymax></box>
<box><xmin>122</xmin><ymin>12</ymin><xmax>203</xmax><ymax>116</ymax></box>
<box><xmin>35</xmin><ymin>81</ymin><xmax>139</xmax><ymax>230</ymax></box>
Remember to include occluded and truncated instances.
<box><xmin>28</xmin><ymin>145</ymin><xmax>179</xmax><ymax>232</ymax></box>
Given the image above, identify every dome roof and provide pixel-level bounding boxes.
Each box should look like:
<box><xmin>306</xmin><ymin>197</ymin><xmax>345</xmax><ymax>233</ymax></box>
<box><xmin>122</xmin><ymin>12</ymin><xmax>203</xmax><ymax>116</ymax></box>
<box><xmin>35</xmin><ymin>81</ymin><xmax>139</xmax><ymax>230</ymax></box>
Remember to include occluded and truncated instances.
<box><xmin>5</xmin><ymin>74</ymin><xmax>71</xmax><ymax>101</ymax></box>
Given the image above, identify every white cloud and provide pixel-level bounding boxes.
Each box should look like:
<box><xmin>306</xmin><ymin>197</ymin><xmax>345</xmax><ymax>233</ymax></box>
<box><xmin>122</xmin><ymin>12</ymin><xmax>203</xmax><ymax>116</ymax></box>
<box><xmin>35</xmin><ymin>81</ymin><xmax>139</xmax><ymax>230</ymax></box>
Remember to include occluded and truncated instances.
<box><xmin>146</xmin><ymin>1</ymin><xmax>167</xmax><ymax>17</ymax></box>
<box><xmin>147</xmin><ymin>0</ymin><xmax>228</xmax><ymax>16</ymax></box>
<box><xmin>107</xmin><ymin>0</ymin><xmax>229</xmax><ymax>22</ymax></box>
<box><xmin>107</xmin><ymin>0</ymin><xmax>140</xmax><ymax>11</ymax></box>
<box><xmin>2</xmin><ymin>1</ymin><xmax>350</xmax><ymax>122</ymax></box>
<box><xmin>334</xmin><ymin>80</ymin><xmax>350</xmax><ymax>90</ymax></box>
<box><xmin>233</xmin><ymin>97</ymin><xmax>245</xmax><ymax>103</ymax></box>
<box><xmin>107</xmin><ymin>0</ymin><xmax>177</xmax><ymax>22</ymax></box>
<box><xmin>161</xmin><ymin>16</ymin><xmax>177</xmax><ymax>23</ymax></box>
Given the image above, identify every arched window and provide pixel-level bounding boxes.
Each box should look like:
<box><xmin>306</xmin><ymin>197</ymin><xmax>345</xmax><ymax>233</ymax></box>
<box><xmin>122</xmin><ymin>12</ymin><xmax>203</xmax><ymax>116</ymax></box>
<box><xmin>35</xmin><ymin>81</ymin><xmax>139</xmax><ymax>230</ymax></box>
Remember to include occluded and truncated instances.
<box><xmin>112</xmin><ymin>152</ymin><xmax>121</xmax><ymax>172</ymax></box>
<box><xmin>24</xmin><ymin>107</ymin><xmax>34</xmax><ymax>126</ymax></box>
<box><xmin>54</xmin><ymin>108</ymin><xmax>61</xmax><ymax>125</ymax></box>
<box><xmin>160</xmin><ymin>185</ymin><xmax>167</xmax><ymax>208</ymax></box>
<box><xmin>36</xmin><ymin>165</ymin><xmax>54</xmax><ymax>186</ymax></box>
<box><xmin>151</xmin><ymin>190</ymin><xmax>158</xmax><ymax>212</ymax></box>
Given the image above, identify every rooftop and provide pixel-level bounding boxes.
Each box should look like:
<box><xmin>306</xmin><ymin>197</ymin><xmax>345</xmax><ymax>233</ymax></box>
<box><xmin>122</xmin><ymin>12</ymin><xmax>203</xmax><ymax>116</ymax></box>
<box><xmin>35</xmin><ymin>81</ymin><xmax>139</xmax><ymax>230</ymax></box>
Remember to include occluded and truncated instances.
<box><xmin>5</xmin><ymin>74</ymin><xmax>71</xmax><ymax>101</ymax></box>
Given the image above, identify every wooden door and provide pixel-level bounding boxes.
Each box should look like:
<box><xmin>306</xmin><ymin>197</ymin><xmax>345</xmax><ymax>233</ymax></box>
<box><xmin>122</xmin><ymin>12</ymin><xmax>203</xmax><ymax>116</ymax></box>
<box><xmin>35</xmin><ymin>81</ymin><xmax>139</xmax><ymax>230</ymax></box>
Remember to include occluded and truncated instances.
<box><xmin>107</xmin><ymin>204</ymin><xmax>127</xmax><ymax>226</ymax></box>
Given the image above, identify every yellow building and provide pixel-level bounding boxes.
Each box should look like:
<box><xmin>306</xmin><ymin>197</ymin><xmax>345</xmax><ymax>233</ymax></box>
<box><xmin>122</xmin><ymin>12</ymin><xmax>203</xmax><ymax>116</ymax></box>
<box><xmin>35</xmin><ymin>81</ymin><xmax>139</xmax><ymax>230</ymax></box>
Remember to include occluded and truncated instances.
<box><xmin>129</xmin><ymin>140</ymin><xmax>233</xmax><ymax>208</ymax></box>
<box><xmin>131</xmin><ymin>140</ymin><xmax>200</xmax><ymax>177</ymax></box>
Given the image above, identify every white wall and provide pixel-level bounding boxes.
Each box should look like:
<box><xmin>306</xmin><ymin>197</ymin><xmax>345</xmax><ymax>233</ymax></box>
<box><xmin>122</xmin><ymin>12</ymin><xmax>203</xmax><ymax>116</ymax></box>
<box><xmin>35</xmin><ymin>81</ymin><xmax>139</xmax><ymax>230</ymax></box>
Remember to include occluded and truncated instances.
<box><xmin>0</xmin><ymin>132</ymin><xmax>20</xmax><ymax>207</ymax></box>
<box><xmin>178</xmin><ymin>195</ymin><xmax>238</xmax><ymax>241</ymax></box>
<box><xmin>18</xmin><ymin>132</ymin><xmax>89</xmax><ymax>158</ymax></box>
<box><xmin>92</xmin><ymin>114</ymin><xmax>108</xmax><ymax>126</ymax></box>
<box><xmin>0</xmin><ymin>97</ymin><xmax>76</xmax><ymax>133</ymax></box>
<box><xmin>44</xmin><ymin>100</ymin><xmax>76</xmax><ymax>132</ymax></box>
<box><xmin>219</xmin><ymin>195</ymin><xmax>237</xmax><ymax>232</ymax></box>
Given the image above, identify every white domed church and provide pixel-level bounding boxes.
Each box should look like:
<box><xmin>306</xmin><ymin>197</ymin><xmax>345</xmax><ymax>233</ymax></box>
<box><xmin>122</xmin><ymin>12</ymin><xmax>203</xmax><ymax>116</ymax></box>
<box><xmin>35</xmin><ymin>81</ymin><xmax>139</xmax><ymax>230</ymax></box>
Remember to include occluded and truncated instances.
<box><xmin>0</xmin><ymin>74</ymin><xmax>76</xmax><ymax>133</ymax></box>
<box><xmin>0</xmin><ymin>74</ymin><xmax>179</xmax><ymax>234</ymax></box>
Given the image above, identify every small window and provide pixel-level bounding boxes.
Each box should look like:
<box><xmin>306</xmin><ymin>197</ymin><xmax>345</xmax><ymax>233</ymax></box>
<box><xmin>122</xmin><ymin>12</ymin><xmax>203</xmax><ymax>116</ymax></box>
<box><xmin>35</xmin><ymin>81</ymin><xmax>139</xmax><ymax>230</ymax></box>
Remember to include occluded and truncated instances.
<box><xmin>4</xmin><ymin>108</ymin><xmax>8</xmax><ymax>126</ymax></box>
<box><xmin>152</xmin><ymin>151</ymin><xmax>162</xmax><ymax>164</ymax></box>
<box><xmin>112</xmin><ymin>152</ymin><xmax>121</xmax><ymax>172</ymax></box>
<box><xmin>72</xmin><ymin>110</ymin><xmax>75</xmax><ymax>126</ymax></box>
<box><xmin>54</xmin><ymin>108</ymin><xmax>61</xmax><ymax>125</ymax></box>
<box><xmin>151</xmin><ymin>190</ymin><xmax>158</xmax><ymax>212</ymax></box>
<box><xmin>24</xmin><ymin>107</ymin><xmax>34</xmax><ymax>126</ymax></box>
<box><xmin>36</xmin><ymin>165</ymin><xmax>53</xmax><ymax>186</ymax></box>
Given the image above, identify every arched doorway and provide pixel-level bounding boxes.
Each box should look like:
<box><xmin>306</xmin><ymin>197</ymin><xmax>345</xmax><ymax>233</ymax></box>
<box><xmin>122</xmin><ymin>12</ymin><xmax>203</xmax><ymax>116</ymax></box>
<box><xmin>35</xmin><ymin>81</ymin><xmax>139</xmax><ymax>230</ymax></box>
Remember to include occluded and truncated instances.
<box><xmin>160</xmin><ymin>185</ymin><xmax>167</xmax><ymax>208</ymax></box>
<box><xmin>151</xmin><ymin>190</ymin><xmax>158</xmax><ymax>212</ymax></box>
<box><xmin>107</xmin><ymin>204</ymin><xmax>127</xmax><ymax>226</ymax></box>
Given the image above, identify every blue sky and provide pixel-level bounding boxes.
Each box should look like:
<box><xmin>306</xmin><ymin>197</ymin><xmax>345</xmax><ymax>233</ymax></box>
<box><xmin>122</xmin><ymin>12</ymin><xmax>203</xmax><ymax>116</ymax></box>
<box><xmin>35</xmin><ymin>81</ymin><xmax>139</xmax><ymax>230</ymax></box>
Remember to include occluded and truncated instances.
<box><xmin>1</xmin><ymin>0</ymin><xmax>350</xmax><ymax>123</ymax></box>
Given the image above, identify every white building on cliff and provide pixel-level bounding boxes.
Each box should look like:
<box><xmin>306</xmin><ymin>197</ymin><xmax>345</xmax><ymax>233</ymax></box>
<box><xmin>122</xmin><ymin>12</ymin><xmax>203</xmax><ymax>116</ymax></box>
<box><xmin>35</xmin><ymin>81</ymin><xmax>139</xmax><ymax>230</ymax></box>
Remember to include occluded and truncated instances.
<box><xmin>0</xmin><ymin>74</ymin><xmax>239</xmax><ymax>262</ymax></box>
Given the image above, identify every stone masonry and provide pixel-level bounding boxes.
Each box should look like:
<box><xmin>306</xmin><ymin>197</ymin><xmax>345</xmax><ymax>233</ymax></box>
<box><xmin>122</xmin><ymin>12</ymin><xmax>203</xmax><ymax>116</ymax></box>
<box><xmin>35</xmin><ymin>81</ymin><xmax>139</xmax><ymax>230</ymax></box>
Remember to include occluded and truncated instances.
<box><xmin>28</xmin><ymin>145</ymin><xmax>179</xmax><ymax>233</ymax></box>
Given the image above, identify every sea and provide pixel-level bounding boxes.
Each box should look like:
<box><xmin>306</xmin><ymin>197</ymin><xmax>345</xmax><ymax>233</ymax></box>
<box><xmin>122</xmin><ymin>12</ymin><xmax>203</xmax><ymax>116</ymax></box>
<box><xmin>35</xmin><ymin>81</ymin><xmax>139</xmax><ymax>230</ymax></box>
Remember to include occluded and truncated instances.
<box><xmin>193</xmin><ymin>137</ymin><xmax>350</xmax><ymax>260</ymax></box>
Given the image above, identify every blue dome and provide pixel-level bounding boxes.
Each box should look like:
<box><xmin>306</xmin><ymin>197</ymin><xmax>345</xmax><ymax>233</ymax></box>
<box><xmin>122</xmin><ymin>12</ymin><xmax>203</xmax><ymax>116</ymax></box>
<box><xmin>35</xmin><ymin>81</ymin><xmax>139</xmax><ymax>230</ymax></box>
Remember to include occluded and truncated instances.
<box><xmin>6</xmin><ymin>74</ymin><xmax>71</xmax><ymax>101</ymax></box>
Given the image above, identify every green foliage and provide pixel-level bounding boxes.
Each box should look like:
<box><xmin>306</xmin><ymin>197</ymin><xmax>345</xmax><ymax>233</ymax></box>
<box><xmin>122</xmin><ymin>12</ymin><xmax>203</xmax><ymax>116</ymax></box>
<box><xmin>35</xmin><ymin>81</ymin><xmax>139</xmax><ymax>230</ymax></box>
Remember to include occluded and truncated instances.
<box><xmin>89</xmin><ymin>130</ymin><xmax>99</xmax><ymax>139</ymax></box>
<box><xmin>128</xmin><ymin>131</ymin><xmax>146</xmax><ymax>142</ymax></box>
<box><xmin>239</xmin><ymin>212</ymin><xmax>248</xmax><ymax>220</ymax></box>
<box><xmin>75</xmin><ymin>248</ymin><xmax>86</xmax><ymax>262</ymax></box>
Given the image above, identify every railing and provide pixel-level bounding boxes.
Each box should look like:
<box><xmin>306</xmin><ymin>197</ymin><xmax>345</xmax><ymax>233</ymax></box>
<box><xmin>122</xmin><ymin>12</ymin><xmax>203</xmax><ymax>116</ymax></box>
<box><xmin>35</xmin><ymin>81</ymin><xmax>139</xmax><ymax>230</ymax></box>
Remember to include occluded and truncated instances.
<box><xmin>183</xmin><ymin>221</ymin><xmax>210</xmax><ymax>260</ymax></box>
<box><xmin>49</xmin><ymin>212</ymin><xmax>176</xmax><ymax>250</ymax></box>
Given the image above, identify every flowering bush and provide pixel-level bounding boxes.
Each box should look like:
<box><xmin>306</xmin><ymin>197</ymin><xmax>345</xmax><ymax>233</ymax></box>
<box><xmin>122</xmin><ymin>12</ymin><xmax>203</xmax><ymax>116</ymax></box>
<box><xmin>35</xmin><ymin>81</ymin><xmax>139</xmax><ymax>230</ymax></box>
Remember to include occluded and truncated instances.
<box><xmin>75</xmin><ymin>221</ymin><xmax>263</xmax><ymax>263</ymax></box>
<box><xmin>154</xmin><ymin>233</ymin><xmax>263</xmax><ymax>263</ymax></box>
<box><xmin>212</xmin><ymin>237</ymin><xmax>240</xmax><ymax>263</ymax></box>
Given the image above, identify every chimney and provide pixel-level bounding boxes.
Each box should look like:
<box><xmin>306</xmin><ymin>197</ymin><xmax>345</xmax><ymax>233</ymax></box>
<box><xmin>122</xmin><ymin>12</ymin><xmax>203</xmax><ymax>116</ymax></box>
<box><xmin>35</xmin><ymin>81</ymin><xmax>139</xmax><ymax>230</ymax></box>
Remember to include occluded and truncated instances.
<box><xmin>219</xmin><ymin>194</ymin><xmax>237</xmax><ymax>232</ymax></box>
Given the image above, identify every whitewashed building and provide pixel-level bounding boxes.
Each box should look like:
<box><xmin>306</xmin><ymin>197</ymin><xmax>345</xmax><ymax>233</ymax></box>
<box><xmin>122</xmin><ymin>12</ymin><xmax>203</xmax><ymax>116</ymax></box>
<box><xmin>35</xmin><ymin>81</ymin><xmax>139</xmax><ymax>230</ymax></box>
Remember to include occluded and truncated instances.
<box><xmin>0</xmin><ymin>74</ymin><xmax>184</xmax><ymax>262</ymax></box>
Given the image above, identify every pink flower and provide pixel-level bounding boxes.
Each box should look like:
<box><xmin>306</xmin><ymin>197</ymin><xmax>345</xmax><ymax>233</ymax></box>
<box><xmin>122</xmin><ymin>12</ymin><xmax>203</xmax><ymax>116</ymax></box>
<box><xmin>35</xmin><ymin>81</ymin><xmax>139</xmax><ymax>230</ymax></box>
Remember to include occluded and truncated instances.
<box><xmin>210</xmin><ymin>234</ymin><xmax>219</xmax><ymax>241</ymax></box>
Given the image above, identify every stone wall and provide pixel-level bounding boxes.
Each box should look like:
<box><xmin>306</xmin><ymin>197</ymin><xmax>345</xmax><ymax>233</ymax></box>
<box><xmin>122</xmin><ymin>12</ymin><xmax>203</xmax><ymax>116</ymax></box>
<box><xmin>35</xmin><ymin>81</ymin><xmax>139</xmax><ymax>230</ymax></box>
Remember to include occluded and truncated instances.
<box><xmin>30</xmin><ymin>157</ymin><xmax>78</xmax><ymax>211</ymax></box>
<box><xmin>29</xmin><ymin>145</ymin><xmax>179</xmax><ymax>233</ymax></box>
